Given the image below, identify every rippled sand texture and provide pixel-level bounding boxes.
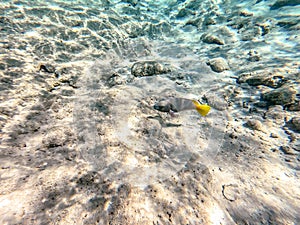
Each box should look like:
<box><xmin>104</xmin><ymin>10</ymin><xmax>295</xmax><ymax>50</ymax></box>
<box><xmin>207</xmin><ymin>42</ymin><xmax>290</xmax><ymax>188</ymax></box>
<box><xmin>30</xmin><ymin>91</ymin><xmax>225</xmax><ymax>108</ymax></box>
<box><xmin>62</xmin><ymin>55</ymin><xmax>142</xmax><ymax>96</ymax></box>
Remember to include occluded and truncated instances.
<box><xmin>0</xmin><ymin>0</ymin><xmax>300</xmax><ymax>224</ymax></box>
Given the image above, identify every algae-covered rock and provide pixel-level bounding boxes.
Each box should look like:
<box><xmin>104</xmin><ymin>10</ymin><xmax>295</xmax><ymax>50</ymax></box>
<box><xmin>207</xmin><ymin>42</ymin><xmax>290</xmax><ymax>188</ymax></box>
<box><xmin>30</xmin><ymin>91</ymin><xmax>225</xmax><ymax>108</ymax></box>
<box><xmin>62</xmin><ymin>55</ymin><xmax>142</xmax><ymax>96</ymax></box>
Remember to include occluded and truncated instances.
<box><xmin>131</xmin><ymin>61</ymin><xmax>171</xmax><ymax>77</ymax></box>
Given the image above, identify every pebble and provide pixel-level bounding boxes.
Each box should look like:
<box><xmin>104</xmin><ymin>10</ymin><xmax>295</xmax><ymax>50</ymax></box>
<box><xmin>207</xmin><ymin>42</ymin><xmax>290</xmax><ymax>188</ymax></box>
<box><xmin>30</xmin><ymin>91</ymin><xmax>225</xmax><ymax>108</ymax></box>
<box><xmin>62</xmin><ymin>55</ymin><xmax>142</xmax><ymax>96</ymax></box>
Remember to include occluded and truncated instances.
<box><xmin>206</xmin><ymin>57</ymin><xmax>229</xmax><ymax>73</ymax></box>
<box><xmin>131</xmin><ymin>61</ymin><xmax>171</xmax><ymax>77</ymax></box>
<box><xmin>291</xmin><ymin>117</ymin><xmax>300</xmax><ymax>131</ymax></box>
<box><xmin>270</xmin><ymin>133</ymin><xmax>279</xmax><ymax>138</ymax></box>
<box><xmin>247</xmin><ymin>50</ymin><xmax>260</xmax><ymax>62</ymax></box>
<box><xmin>201</xmin><ymin>33</ymin><xmax>224</xmax><ymax>45</ymax></box>
<box><xmin>280</xmin><ymin>145</ymin><xmax>297</xmax><ymax>155</ymax></box>
<box><xmin>246</xmin><ymin>119</ymin><xmax>265</xmax><ymax>132</ymax></box>
<box><xmin>39</xmin><ymin>64</ymin><xmax>56</xmax><ymax>73</ymax></box>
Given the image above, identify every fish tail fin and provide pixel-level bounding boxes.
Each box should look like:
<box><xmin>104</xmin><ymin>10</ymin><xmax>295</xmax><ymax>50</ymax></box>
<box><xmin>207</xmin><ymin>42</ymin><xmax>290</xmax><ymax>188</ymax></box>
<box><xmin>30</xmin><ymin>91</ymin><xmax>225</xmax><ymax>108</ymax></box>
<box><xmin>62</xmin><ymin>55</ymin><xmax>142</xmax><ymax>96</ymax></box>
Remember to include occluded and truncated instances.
<box><xmin>192</xmin><ymin>100</ymin><xmax>211</xmax><ymax>116</ymax></box>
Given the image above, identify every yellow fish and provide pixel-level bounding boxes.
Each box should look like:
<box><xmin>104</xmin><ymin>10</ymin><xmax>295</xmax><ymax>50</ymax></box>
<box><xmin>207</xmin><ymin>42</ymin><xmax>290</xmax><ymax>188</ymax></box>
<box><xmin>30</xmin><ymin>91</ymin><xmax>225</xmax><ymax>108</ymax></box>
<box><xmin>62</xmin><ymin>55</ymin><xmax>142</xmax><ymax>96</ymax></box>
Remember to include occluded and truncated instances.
<box><xmin>153</xmin><ymin>98</ymin><xmax>210</xmax><ymax>116</ymax></box>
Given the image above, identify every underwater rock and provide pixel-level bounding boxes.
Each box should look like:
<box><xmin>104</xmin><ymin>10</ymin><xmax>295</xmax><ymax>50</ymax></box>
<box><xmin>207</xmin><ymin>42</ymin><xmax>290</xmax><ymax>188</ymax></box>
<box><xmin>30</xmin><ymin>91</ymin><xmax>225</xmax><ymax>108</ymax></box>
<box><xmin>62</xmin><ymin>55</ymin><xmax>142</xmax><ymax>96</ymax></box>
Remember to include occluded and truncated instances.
<box><xmin>186</xmin><ymin>17</ymin><xmax>202</xmax><ymax>28</ymax></box>
<box><xmin>207</xmin><ymin>58</ymin><xmax>229</xmax><ymax>73</ymax></box>
<box><xmin>106</xmin><ymin>73</ymin><xmax>126</xmax><ymax>87</ymax></box>
<box><xmin>203</xmin><ymin>17</ymin><xmax>216</xmax><ymax>26</ymax></box>
<box><xmin>247</xmin><ymin>50</ymin><xmax>260</xmax><ymax>62</ymax></box>
<box><xmin>237</xmin><ymin>71</ymin><xmax>285</xmax><ymax>88</ymax></box>
<box><xmin>201</xmin><ymin>33</ymin><xmax>224</xmax><ymax>45</ymax></box>
<box><xmin>280</xmin><ymin>145</ymin><xmax>297</xmax><ymax>155</ymax></box>
<box><xmin>287</xmin><ymin>101</ymin><xmax>300</xmax><ymax>111</ymax></box>
<box><xmin>291</xmin><ymin>117</ymin><xmax>300</xmax><ymax>131</ymax></box>
<box><xmin>39</xmin><ymin>64</ymin><xmax>56</xmax><ymax>73</ymax></box>
<box><xmin>246</xmin><ymin>119</ymin><xmax>265</xmax><ymax>132</ymax></box>
<box><xmin>241</xmin><ymin>26</ymin><xmax>262</xmax><ymax>41</ymax></box>
<box><xmin>203</xmin><ymin>93</ymin><xmax>228</xmax><ymax>110</ymax></box>
<box><xmin>176</xmin><ymin>8</ymin><xmax>194</xmax><ymax>19</ymax></box>
<box><xmin>239</xmin><ymin>10</ymin><xmax>253</xmax><ymax>17</ymax></box>
<box><xmin>264</xmin><ymin>105</ymin><xmax>286</xmax><ymax>125</ymax></box>
<box><xmin>261</xmin><ymin>84</ymin><xmax>297</xmax><ymax>106</ymax></box>
<box><xmin>270</xmin><ymin>0</ymin><xmax>300</xmax><ymax>10</ymax></box>
<box><xmin>131</xmin><ymin>61</ymin><xmax>171</xmax><ymax>77</ymax></box>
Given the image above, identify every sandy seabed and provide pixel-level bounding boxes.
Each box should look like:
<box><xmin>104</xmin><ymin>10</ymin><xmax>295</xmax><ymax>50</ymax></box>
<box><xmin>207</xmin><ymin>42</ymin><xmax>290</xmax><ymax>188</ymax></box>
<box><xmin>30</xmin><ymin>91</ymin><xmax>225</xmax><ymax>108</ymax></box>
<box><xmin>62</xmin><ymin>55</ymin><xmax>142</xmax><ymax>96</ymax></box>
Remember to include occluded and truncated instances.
<box><xmin>0</xmin><ymin>0</ymin><xmax>300</xmax><ymax>224</ymax></box>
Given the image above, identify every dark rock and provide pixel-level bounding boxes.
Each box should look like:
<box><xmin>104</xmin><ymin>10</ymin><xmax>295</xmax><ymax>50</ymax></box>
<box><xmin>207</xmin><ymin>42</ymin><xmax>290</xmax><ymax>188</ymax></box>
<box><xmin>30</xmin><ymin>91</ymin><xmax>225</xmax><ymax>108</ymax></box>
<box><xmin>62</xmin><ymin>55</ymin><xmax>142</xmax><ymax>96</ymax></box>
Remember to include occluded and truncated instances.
<box><xmin>247</xmin><ymin>50</ymin><xmax>260</xmax><ymax>62</ymax></box>
<box><xmin>291</xmin><ymin>117</ymin><xmax>300</xmax><ymax>131</ymax></box>
<box><xmin>131</xmin><ymin>61</ymin><xmax>171</xmax><ymax>77</ymax></box>
<box><xmin>203</xmin><ymin>17</ymin><xmax>216</xmax><ymax>26</ymax></box>
<box><xmin>176</xmin><ymin>8</ymin><xmax>193</xmax><ymax>19</ymax></box>
<box><xmin>287</xmin><ymin>101</ymin><xmax>300</xmax><ymax>111</ymax></box>
<box><xmin>240</xmin><ymin>11</ymin><xmax>253</xmax><ymax>17</ymax></box>
<box><xmin>186</xmin><ymin>18</ymin><xmax>202</xmax><ymax>27</ymax></box>
<box><xmin>238</xmin><ymin>71</ymin><xmax>286</xmax><ymax>88</ymax></box>
<box><xmin>184</xmin><ymin>0</ymin><xmax>203</xmax><ymax>10</ymax></box>
<box><xmin>39</xmin><ymin>64</ymin><xmax>56</xmax><ymax>73</ymax></box>
<box><xmin>280</xmin><ymin>145</ymin><xmax>297</xmax><ymax>155</ymax></box>
<box><xmin>241</xmin><ymin>26</ymin><xmax>262</xmax><ymax>41</ymax></box>
<box><xmin>6</xmin><ymin>58</ymin><xmax>24</xmax><ymax>68</ymax></box>
<box><xmin>253</xmin><ymin>101</ymin><xmax>268</xmax><ymax>108</ymax></box>
<box><xmin>201</xmin><ymin>33</ymin><xmax>224</xmax><ymax>45</ymax></box>
<box><xmin>270</xmin><ymin>133</ymin><xmax>279</xmax><ymax>138</ymax></box>
<box><xmin>261</xmin><ymin>84</ymin><xmax>296</xmax><ymax>106</ymax></box>
<box><xmin>207</xmin><ymin>58</ymin><xmax>229</xmax><ymax>73</ymax></box>
<box><xmin>270</xmin><ymin>0</ymin><xmax>300</xmax><ymax>10</ymax></box>
<box><xmin>106</xmin><ymin>73</ymin><xmax>126</xmax><ymax>87</ymax></box>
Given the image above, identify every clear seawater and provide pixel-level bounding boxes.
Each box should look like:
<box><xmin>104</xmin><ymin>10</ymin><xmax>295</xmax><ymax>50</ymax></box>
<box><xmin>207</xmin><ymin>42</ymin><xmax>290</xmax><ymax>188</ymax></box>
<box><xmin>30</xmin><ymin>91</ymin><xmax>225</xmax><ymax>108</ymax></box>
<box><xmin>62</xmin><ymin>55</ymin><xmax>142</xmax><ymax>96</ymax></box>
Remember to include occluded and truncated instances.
<box><xmin>0</xmin><ymin>0</ymin><xmax>299</xmax><ymax>223</ymax></box>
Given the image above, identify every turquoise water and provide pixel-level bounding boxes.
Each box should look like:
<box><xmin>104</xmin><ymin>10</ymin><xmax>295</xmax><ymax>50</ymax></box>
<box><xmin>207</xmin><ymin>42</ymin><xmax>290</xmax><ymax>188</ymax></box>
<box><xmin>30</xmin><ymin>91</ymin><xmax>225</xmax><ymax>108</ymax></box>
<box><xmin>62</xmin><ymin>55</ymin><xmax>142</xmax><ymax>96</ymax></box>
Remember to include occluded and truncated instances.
<box><xmin>0</xmin><ymin>0</ymin><xmax>299</xmax><ymax>224</ymax></box>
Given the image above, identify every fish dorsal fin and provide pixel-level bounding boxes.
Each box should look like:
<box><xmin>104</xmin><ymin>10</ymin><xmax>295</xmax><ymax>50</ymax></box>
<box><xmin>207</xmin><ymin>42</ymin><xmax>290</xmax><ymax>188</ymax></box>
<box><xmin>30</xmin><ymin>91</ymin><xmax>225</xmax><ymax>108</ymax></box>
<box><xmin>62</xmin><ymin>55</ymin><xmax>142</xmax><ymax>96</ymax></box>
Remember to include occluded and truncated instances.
<box><xmin>192</xmin><ymin>100</ymin><xmax>210</xmax><ymax>116</ymax></box>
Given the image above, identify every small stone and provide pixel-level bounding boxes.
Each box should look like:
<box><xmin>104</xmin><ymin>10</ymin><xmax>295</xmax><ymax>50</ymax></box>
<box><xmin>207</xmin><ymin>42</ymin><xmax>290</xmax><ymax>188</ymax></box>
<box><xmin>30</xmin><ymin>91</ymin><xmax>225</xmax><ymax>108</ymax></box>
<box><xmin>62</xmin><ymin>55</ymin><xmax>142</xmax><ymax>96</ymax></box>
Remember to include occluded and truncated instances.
<box><xmin>240</xmin><ymin>10</ymin><xmax>253</xmax><ymax>17</ymax></box>
<box><xmin>246</xmin><ymin>119</ymin><xmax>264</xmax><ymax>131</ymax></box>
<box><xmin>39</xmin><ymin>64</ymin><xmax>56</xmax><ymax>73</ymax></box>
<box><xmin>261</xmin><ymin>84</ymin><xmax>296</xmax><ymax>106</ymax></box>
<box><xmin>207</xmin><ymin>58</ymin><xmax>229</xmax><ymax>73</ymax></box>
<box><xmin>270</xmin><ymin>133</ymin><xmax>279</xmax><ymax>138</ymax></box>
<box><xmin>131</xmin><ymin>61</ymin><xmax>171</xmax><ymax>77</ymax></box>
<box><xmin>201</xmin><ymin>33</ymin><xmax>224</xmax><ymax>45</ymax></box>
<box><xmin>247</xmin><ymin>50</ymin><xmax>260</xmax><ymax>62</ymax></box>
<box><xmin>106</xmin><ymin>73</ymin><xmax>125</xmax><ymax>87</ymax></box>
<box><xmin>280</xmin><ymin>145</ymin><xmax>297</xmax><ymax>155</ymax></box>
<box><xmin>287</xmin><ymin>101</ymin><xmax>300</xmax><ymax>111</ymax></box>
<box><xmin>203</xmin><ymin>17</ymin><xmax>216</xmax><ymax>25</ymax></box>
<box><xmin>291</xmin><ymin>117</ymin><xmax>300</xmax><ymax>131</ymax></box>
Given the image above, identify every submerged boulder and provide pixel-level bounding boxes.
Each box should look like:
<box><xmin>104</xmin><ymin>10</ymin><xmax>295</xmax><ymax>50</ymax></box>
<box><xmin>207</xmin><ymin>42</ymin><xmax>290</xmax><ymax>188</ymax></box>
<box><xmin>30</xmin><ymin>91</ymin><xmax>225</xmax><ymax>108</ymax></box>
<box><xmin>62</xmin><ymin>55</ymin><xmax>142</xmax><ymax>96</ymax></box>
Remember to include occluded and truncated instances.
<box><xmin>261</xmin><ymin>84</ymin><xmax>297</xmax><ymax>106</ymax></box>
<box><xmin>237</xmin><ymin>71</ymin><xmax>285</xmax><ymax>88</ymax></box>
